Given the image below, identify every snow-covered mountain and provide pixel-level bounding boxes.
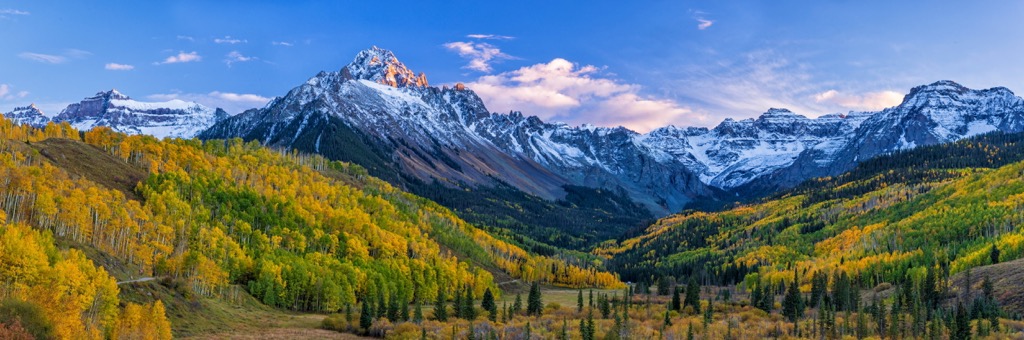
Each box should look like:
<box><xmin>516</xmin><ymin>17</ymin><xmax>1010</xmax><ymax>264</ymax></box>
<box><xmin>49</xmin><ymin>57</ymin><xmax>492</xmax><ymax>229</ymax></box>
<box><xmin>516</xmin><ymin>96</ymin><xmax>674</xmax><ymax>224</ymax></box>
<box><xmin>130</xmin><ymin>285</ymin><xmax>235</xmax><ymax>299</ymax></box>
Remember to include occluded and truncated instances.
<box><xmin>2</xmin><ymin>104</ymin><xmax>50</xmax><ymax>128</ymax></box>
<box><xmin>49</xmin><ymin>90</ymin><xmax>229</xmax><ymax>139</ymax></box>
<box><xmin>201</xmin><ymin>47</ymin><xmax>1024</xmax><ymax>215</ymax></box>
<box><xmin>200</xmin><ymin>47</ymin><xmax>713</xmax><ymax>214</ymax></box>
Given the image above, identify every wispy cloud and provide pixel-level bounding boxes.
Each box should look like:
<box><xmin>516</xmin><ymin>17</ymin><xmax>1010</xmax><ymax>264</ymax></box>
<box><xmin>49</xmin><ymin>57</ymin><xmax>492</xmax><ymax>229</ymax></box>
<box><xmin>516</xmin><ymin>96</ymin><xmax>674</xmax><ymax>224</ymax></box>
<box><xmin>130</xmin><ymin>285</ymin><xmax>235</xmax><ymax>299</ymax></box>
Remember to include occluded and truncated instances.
<box><xmin>176</xmin><ymin>35</ymin><xmax>195</xmax><ymax>41</ymax></box>
<box><xmin>0</xmin><ymin>84</ymin><xmax>30</xmax><ymax>100</ymax></box>
<box><xmin>466</xmin><ymin>58</ymin><xmax>702</xmax><ymax>132</ymax></box>
<box><xmin>147</xmin><ymin>91</ymin><xmax>271</xmax><ymax>114</ymax></box>
<box><xmin>18</xmin><ymin>52</ymin><xmax>66</xmax><ymax>64</ymax></box>
<box><xmin>272</xmin><ymin>41</ymin><xmax>293</xmax><ymax>47</ymax></box>
<box><xmin>156</xmin><ymin>51</ymin><xmax>201</xmax><ymax>65</ymax></box>
<box><xmin>697</xmin><ymin>19</ymin><xmax>714</xmax><ymax>30</ymax></box>
<box><xmin>0</xmin><ymin>9</ymin><xmax>29</xmax><ymax>15</ymax></box>
<box><xmin>466</xmin><ymin>34</ymin><xmax>514</xmax><ymax>40</ymax></box>
<box><xmin>443</xmin><ymin>41</ymin><xmax>516</xmax><ymax>73</ymax></box>
<box><xmin>813</xmin><ymin>89</ymin><xmax>903</xmax><ymax>111</ymax></box>
<box><xmin>214</xmin><ymin>36</ymin><xmax>247</xmax><ymax>44</ymax></box>
<box><xmin>0</xmin><ymin>9</ymin><xmax>29</xmax><ymax>19</ymax></box>
<box><xmin>690</xmin><ymin>9</ymin><xmax>714</xmax><ymax>30</ymax></box>
<box><xmin>224</xmin><ymin>51</ymin><xmax>255</xmax><ymax>66</ymax></box>
<box><xmin>105</xmin><ymin>63</ymin><xmax>135</xmax><ymax>71</ymax></box>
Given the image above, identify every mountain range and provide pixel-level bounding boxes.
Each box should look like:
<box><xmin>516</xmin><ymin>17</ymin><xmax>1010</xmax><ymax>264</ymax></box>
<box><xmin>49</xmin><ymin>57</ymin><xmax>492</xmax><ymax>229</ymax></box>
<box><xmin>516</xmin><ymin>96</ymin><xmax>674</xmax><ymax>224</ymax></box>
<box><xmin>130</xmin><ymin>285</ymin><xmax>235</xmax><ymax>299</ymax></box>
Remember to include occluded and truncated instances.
<box><xmin>8</xmin><ymin>47</ymin><xmax>1024</xmax><ymax>220</ymax></box>
<box><xmin>4</xmin><ymin>89</ymin><xmax>228</xmax><ymax>139</ymax></box>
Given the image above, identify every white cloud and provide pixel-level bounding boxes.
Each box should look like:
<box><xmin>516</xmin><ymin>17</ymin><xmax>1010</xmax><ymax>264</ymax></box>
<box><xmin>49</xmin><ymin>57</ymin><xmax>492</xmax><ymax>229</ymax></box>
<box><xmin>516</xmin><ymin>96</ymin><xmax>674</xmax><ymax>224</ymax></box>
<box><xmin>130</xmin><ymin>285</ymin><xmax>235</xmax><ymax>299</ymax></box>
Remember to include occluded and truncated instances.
<box><xmin>272</xmin><ymin>41</ymin><xmax>293</xmax><ymax>47</ymax></box>
<box><xmin>105</xmin><ymin>63</ymin><xmax>135</xmax><ymax>71</ymax></box>
<box><xmin>813</xmin><ymin>89</ymin><xmax>903</xmax><ymax>111</ymax></box>
<box><xmin>443</xmin><ymin>41</ymin><xmax>516</xmax><ymax>73</ymax></box>
<box><xmin>0</xmin><ymin>84</ymin><xmax>30</xmax><ymax>101</ymax></box>
<box><xmin>697</xmin><ymin>18</ymin><xmax>714</xmax><ymax>30</ymax></box>
<box><xmin>156</xmin><ymin>51</ymin><xmax>201</xmax><ymax>64</ymax></box>
<box><xmin>214</xmin><ymin>36</ymin><xmax>247</xmax><ymax>44</ymax></box>
<box><xmin>466</xmin><ymin>58</ymin><xmax>703</xmax><ymax>132</ymax></box>
<box><xmin>146</xmin><ymin>91</ymin><xmax>271</xmax><ymax>114</ymax></box>
<box><xmin>176</xmin><ymin>35</ymin><xmax>195</xmax><ymax>41</ymax></box>
<box><xmin>467</xmin><ymin>34</ymin><xmax>514</xmax><ymax>40</ymax></box>
<box><xmin>0</xmin><ymin>9</ymin><xmax>29</xmax><ymax>15</ymax></box>
<box><xmin>18</xmin><ymin>52</ymin><xmax>66</xmax><ymax>64</ymax></box>
<box><xmin>224</xmin><ymin>51</ymin><xmax>255</xmax><ymax>66</ymax></box>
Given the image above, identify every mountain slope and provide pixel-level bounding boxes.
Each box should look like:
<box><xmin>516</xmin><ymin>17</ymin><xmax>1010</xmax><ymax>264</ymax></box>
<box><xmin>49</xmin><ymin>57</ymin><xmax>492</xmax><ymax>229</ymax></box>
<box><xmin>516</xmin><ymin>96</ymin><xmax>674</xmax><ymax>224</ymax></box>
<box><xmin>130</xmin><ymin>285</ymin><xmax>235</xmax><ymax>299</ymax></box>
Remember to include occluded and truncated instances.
<box><xmin>2</xmin><ymin>104</ymin><xmax>49</xmax><ymax>128</ymax></box>
<box><xmin>601</xmin><ymin>130</ymin><xmax>1024</xmax><ymax>296</ymax></box>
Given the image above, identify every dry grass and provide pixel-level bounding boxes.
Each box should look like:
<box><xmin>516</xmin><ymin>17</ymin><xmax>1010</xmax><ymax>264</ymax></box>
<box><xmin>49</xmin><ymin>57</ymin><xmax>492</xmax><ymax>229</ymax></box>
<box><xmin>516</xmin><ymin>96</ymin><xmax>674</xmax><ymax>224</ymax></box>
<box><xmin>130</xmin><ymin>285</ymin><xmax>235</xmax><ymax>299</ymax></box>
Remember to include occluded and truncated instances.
<box><xmin>28</xmin><ymin>138</ymin><xmax>146</xmax><ymax>200</ymax></box>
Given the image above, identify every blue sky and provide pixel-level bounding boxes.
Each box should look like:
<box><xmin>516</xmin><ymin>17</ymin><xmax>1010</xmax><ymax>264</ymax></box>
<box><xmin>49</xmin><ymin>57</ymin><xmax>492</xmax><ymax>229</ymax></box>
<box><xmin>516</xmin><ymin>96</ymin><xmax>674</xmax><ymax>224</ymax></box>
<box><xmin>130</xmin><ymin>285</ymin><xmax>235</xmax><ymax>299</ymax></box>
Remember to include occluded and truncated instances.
<box><xmin>2</xmin><ymin>1</ymin><xmax>1024</xmax><ymax>132</ymax></box>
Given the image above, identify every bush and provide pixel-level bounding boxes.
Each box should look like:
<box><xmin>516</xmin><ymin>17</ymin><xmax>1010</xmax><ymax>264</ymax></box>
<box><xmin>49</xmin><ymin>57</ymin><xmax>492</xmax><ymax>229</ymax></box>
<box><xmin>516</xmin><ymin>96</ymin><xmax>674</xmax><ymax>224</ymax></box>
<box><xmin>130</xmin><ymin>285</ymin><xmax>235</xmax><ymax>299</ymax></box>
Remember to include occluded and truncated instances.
<box><xmin>321</xmin><ymin>314</ymin><xmax>351</xmax><ymax>332</ymax></box>
<box><xmin>0</xmin><ymin>299</ymin><xmax>55</xmax><ymax>340</ymax></box>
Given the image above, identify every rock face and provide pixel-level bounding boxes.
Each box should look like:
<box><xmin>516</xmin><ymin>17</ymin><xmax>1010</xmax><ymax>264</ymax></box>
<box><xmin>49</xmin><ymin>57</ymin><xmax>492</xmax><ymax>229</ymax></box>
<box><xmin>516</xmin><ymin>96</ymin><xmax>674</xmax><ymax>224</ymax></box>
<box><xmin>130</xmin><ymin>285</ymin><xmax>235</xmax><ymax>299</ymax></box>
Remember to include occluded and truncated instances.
<box><xmin>200</xmin><ymin>47</ymin><xmax>1024</xmax><ymax>215</ymax></box>
<box><xmin>51</xmin><ymin>89</ymin><xmax>229</xmax><ymax>139</ymax></box>
<box><xmin>3</xmin><ymin>104</ymin><xmax>50</xmax><ymax>128</ymax></box>
<box><xmin>199</xmin><ymin>47</ymin><xmax>714</xmax><ymax>214</ymax></box>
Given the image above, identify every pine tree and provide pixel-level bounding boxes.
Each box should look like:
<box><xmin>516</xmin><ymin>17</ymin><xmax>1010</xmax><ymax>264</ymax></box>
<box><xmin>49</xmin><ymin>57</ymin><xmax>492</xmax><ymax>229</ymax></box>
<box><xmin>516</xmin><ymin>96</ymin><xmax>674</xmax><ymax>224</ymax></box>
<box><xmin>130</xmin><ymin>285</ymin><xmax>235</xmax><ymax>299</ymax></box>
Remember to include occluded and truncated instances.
<box><xmin>577</xmin><ymin>289</ymin><xmax>584</xmax><ymax>313</ymax></box>
<box><xmin>413</xmin><ymin>299</ymin><xmax>423</xmax><ymax>323</ymax></box>
<box><xmin>809</xmin><ymin>271</ymin><xmax>827</xmax><ymax>308</ymax></box>
<box><xmin>583</xmin><ymin>310</ymin><xmax>595</xmax><ymax>340</ymax></box>
<box><xmin>953</xmin><ymin>302</ymin><xmax>970</xmax><ymax>340</ymax></box>
<box><xmin>663</xmin><ymin>310</ymin><xmax>672</xmax><ymax>327</ymax></box>
<box><xmin>359</xmin><ymin>301</ymin><xmax>373</xmax><ymax>333</ymax></box>
<box><xmin>463</xmin><ymin>286</ymin><xmax>477</xmax><ymax>320</ymax></box>
<box><xmin>434</xmin><ymin>287</ymin><xmax>448</xmax><ymax>321</ymax></box>
<box><xmin>376</xmin><ymin>289</ymin><xmax>387</xmax><ymax>318</ymax></box>
<box><xmin>482</xmin><ymin>288</ymin><xmax>497</xmax><ymax>322</ymax></box>
<box><xmin>589</xmin><ymin>289</ymin><xmax>594</xmax><ymax>308</ymax></box>
<box><xmin>387</xmin><ymin>292</ymin><xmax>399</xmax><ymax>321</ymax></box>
<box><xmin>453</xmin><ymin>285</ymin><xmax>464</xmax><ymax>319</ymax></box>
<box><xmin>559</xmin><ymin>318</ymin><xmax>569</xmax><ymax>340</ymax></box>
<box><xmin>527</xmin><ymin>281</ymin><xmax>543</xmax><ymax>316</ymax></box>
<box><xmin>400</xmin><ymin>295</ymin><xmax>410</xmax><ymax>321</ymax></box>
<box><xmin>782</xmin><ymin>273</ymin><xmax>805</xmax><ymax>322</ymax></box>
<box><xmin>512</xmin><ymin>293</ymin><xmax>523</xmax><ymax>316</ymax></box>
<box><xmin>703</xmin><ymin>297</ymin><xmax>713</xmax><ymax>327</ymax></box>
<box><xmin>600</xmin><ymin>294</ymin><xmax>611</xmax><ymax>318</ymax></box>
<box><xmin>671</xmin><ymin>286</ymin><xmax>682</xmax><ymax>312</ymax></box>
<box><xmin>686</xmin><ymin>322</ymin><xmax>694</xmax><ymax>340</ymax></box>
<box><xmin>685</xmin><ymin>277</ymin><xmax>701</xmax><ymax>314</ymax></box>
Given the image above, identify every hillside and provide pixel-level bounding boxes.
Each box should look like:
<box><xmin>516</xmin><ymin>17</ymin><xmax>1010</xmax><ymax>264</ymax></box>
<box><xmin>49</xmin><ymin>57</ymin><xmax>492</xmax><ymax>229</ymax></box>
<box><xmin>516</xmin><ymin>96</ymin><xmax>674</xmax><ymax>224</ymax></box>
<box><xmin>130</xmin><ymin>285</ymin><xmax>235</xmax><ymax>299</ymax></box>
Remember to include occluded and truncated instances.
<box><xmin>0</xmin><ymin>117</ymin><xmax>622</xmax><ymax>338</ymax></box>
<box><xmin>601</xmin><ymin>130</ymin><xmax>1024</xmax><ymax>299</ymax></box>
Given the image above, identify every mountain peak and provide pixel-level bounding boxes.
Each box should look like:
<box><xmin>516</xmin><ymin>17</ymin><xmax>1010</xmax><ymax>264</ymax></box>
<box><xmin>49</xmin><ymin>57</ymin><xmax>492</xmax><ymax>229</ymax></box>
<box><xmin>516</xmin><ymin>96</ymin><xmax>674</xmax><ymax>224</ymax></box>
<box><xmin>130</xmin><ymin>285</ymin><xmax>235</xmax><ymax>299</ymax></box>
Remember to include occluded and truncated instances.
<box><xmin>94</xmin><ymin>88</ymin><xmax>130</xmax><ymax>100</ymax></box>
<box><xmin>343</xmin><ymin>46</ymin><xmax>428</xmax><ymax>88</ymax></box>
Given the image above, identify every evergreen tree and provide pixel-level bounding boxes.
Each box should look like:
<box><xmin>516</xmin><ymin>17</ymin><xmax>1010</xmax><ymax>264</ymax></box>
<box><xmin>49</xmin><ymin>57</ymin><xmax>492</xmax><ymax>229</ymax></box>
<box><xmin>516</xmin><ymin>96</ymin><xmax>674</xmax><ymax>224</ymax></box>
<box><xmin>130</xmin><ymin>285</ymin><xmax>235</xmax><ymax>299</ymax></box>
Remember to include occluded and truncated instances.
<box><xmin>953</xmin><ymin>302</ymin><xmax>971</xmax><ymax>340</ymax></box>
<box><xmin>578</xmin><ymin>289</ymin><xmax>584</xmax><ymax>313</ymax></box>
<box><xmin>583</xmin><ymin>310</ymin><xmax>595</xmax><ymax>340</ymax></box>
<box><xmin>501</xmin><ymin>302</ymin><xmax>508</xmax><ymax>323</ymax></box>
<box><xmin>400</xmin><ymin>295</ymin><xmax>410</xmax><ymax>321</ymax></box>
<box><xmin>703</xmin><ymin>297</ymin><xmax>713</xmax><ymax>327</ymax></box>
<box><xmin>580</xmin><ymin>317</ymin><xmax>590</xmax><ymax>340</ymax></box>
<box><xmin>463</xmin><ymin>286</ymin><xmax>477</xmax><ymax>320</ymax></box>
<box><xmin>376</xmin><ymin>289</ymin><xmax>387</xmax><ymax>318</ymax></box>
<box><xmin>684</xmin><ymin>277</ymin><xmax>701</xmax><ymax>314</ymax></box>
<box><xmin>482</xmin><ymin>288</ymin><xmax>497</xmax><ymax>322</ymax></box>
<box><xmin>751</xmin><ymin>280</ymin><xmax>764</xmax><ymax>310</ymax></box>
<box><xmin>663</xmin><ymin>310</ymin><xmax>672</xmax><ymax>327</ymax></box>
<box><xmin>686</xmin><ymin>322</ymin><xmax>694</xmax><ymax>340</ymax></box>
<box><xmin>855</xmin><ymin>303</ymin><xmax>868</xmax><ymax>340</ymax></box>
<box><xmin>599</xmin><ymin>294</ymin><xmax>611</xmax><ymax>318</ymax></box>
<box><xmin>359</xmin><ymin>301</ymin><xmax>373</xmax><ymax>333</ymax></box>
<box><xmin>512</xmin><ymin>294</ymin><xmax>523</xmax><ymax>316</ymax></box>
<box><xmin>434</xmin><ymin>287</ymin><xmax>448</xmax><ymax>321</ymax></box>
<box><xmin>413</xmin><ymin>299</ymin><xmax>423</xmax><ymax>323</ymax></box>
<box><xmin>782</xmin><ymin>273</ymin><xmax>805</xmax><ymax>322</ymax></box>
<box><xmin>809</xmin><ymin>271</ymin><xmax>828</xmax><ymax>308</ymax></box>
<box><xmin>589</xmin><ymin>289</ymin><xmax>594</xmax><ymax>308</ymax></box>
<box><xmin>453</xmin><ymin>285</ymin><xmax>464</xmax><ymax>319</ymax></box>
<box><xmin>559</xmin><ymin>318</ymin><xmax>569</xmax><ymax>340</ymax></box>
<box><xmin>527</xmin><ymin>281</ymin><xmax>543</xmax><ymax>316</ymax></box>
<box><xmin>387</xmin><ymin>292</ymin><xmax>399</xmax><ymax>321</ymax></box>
<box><xmin>671</xmin><ymin>286</ymin><xmax>682</xmax><ymax>312</ymax></box>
